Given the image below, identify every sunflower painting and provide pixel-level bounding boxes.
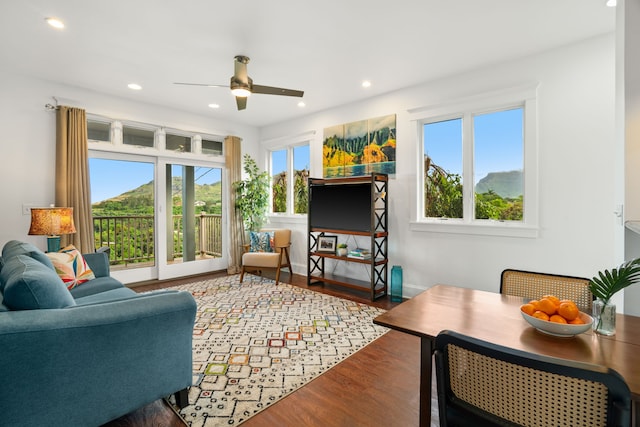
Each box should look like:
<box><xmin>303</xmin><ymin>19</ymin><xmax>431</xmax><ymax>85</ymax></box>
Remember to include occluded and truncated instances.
<box><xmin>322</xmin><ymin>114</ymin><xmax>396</xmax><ymax>178</ymax></box>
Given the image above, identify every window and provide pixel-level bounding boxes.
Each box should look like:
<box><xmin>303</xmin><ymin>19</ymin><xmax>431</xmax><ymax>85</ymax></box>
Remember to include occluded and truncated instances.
<box><xmin>87</xmin><ymin>114</ymin><xmax>229</xmax><ymax>278</ymax></box>
<box><xmin>202</xmin><ymin>138</ymin><xmax>223</xmax><ymax>155</ymax></box>
<box><xmin>123</xmin><ymin>125</ymin><xmax>155</xmax><ymax>148</ymax></box>
<box><xmin>87</xmin><ymin>119</ymin><xmax>110</xmax><ymax>142</ymax></box>
<box><xmin>89</xmin><ymin>157</ymin><xmax>156</xmax><ymax>268</ymax></box>
<box><xmin>269</xmin><ymin>143</ymin><xmax>310</xmax><ymax>215</ymax></box>
<box><xmin>166</xmin><ymin>133</ymin><xmax>191</xmax><ymax>152</ymax></box>
<box><xmin>271</xmin><ymin>149</ymin><xmax>287</xmax><ymax>213</ymax></box>
<box><xmin>413</xmin><ymin>85</ymin><xmax>538</xmax><ymax>237</ymax></box>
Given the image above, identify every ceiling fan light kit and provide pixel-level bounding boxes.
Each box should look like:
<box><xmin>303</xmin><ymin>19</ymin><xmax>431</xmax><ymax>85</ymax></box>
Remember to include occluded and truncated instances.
<box><xmin>175</xmin><ymin>55</ymin><xmax>304</xmax><ymax>111</ymax></box>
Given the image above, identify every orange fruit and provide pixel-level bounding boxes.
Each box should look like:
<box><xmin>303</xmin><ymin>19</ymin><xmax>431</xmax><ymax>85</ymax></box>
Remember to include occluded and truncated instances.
<box><xmin>542</xmin><ymin>295</ymin><xmax>561</xmax><ymax>307</ymax></box>
<box><xmin>520</xmin><ymin>303</ymin><xmax>536</xmax><ymax>316</ymax></box>
<box><xmin>569</xmin><ymin>316</ymin><xmax>585</xmax><ymax>325</ymax></box>
<box><xmin>528</xmin><ymin>300</ymin><xmax>540</xmax><ymax>310</ymax></box>
<box><xmin>537</xmin><ymin>298</ymin><xmax>557</xmax><ymax>316</ymax></box>
<box><xmin>532</xmin><ymin>311</ymin><xmax>550</xmax><ymax>321</ymax></box>
<box><xmin>550</xmin><ymin>314</ymin><xmax>568</xmax><ymax>324</ymax></box>
<box><xmin>557</xmin><ymin>302</ymin><xmax>579</xmax><ymax>321</ymax></box>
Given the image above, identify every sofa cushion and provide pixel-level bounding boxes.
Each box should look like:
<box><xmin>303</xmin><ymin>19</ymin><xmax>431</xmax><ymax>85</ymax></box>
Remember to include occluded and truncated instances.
<box><xmin>249</xmin><ymin>231</ymin><xmax>274</xmax><ymax>252</ymax></box>
<box><xmin>69</xmin><ymin>276</ymin><xmax>124</xmax><ymax>298</ymax></box>
<box><xmin>46</xmin><ymin>245</ymin><xmax>96</xmax><ymax>290</ymax></box>
<box><xmin>73</xmin><ymin>287</ymin><xmax>137</xmax><ymax>305</ymax></box>
<box><xmin>2</xmin><ymin>240</ymin><xmax>55</xmax><ymax>270</ymax></box>
<box><xmin>2</xmin><ymin>255</ymin><xmax>76</xmax><ymax>310</ymax></box>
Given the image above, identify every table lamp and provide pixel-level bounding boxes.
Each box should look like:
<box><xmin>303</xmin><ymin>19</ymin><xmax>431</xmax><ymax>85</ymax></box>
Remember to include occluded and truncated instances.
<box><xmin>28</xmin><ymin>206</ymin><xmax>77</xmax><ymax>252</ymax></box>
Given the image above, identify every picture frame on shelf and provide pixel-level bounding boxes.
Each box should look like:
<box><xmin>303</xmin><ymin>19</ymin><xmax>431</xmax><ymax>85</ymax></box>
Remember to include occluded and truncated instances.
<box><xmin>317</xmin><ymin>235</ymin><xmax>337</xmax><ymax>253</ymax></box>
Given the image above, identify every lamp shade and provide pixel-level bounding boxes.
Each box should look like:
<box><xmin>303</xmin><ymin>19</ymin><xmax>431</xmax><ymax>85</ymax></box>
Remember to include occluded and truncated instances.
<box><xmin>28</xmin><ymin>207</ymin><xmax>77</xmax><ymax>236</ymax></box>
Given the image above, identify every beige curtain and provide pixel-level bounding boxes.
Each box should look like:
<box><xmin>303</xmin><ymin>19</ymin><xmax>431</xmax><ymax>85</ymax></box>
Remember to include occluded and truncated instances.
<box><xmin>55</xmin><ymin>106</ymin><xmax>94</xmax><ymax>253</ymax></box>
<box><xmin>226</xmin><ymin>135</ymin><xmax>243</xmax><ymax>274</ymax></box>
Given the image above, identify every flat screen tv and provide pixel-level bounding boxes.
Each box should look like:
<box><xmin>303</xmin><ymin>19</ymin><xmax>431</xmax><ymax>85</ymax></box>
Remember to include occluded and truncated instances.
<box><xmin>309</xmin><ymin>183</ymin><xmax>372</xmax><ymax>232</ymax></box>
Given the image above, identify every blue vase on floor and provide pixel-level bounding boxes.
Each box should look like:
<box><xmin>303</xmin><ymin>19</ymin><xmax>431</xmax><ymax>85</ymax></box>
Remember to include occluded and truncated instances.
<box><xmin>391</xmin><ymin>265</ymin><xmax>403</xmax><ymax>302</ymax></box>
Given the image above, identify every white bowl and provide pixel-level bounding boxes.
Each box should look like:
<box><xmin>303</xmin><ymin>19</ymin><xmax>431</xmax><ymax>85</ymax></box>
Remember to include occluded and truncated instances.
<box><xmin>521</xmin><ymin>310</ymin><xmax>593</xmax><ymax>337</ymax></box>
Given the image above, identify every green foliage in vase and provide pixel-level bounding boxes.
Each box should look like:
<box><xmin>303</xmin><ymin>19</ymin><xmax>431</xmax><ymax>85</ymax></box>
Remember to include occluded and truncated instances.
<box><xmin>234</xmin><ymin>154</ymin><xmax>270</xmax><ymax>231</ymax></box>
<box><xmin>588</xmin><ymin>258</ymin><xmax>640</xmax><ymax>305</ymax></box>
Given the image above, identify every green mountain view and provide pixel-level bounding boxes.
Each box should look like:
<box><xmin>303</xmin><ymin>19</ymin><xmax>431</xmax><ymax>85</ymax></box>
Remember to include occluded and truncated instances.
<box><xmin>475</xmin><ymin>170</ymin><xmax>522</xmax><ymax>198</ymax></box>
<box><xmin>92</xmin><ymin>178</ymin><xmax>223</xmax><ymax>216</ymax></box>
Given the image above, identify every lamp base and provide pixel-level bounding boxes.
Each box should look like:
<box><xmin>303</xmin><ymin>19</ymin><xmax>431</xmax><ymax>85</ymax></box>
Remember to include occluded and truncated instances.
<box><xmin>46</xmin><ymin>236</ymin><xmax>61</xmax><ymax>253</ymax></box>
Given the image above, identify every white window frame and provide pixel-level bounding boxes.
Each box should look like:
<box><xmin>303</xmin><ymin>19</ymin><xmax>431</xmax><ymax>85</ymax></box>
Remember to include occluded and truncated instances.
<box><xmin>262</xmin><ymin>131</ymin><xmax>314</xmax><ymax>221</ymax></box>
<box><xmin>409</xmin><ymin>84</ymin><xmax>539</xmax><ymax>238</ymax></box>
<box><xmin>86</xmin><ymin>114</ymin><xmax>225</xmax><ymax>161</ymax></box>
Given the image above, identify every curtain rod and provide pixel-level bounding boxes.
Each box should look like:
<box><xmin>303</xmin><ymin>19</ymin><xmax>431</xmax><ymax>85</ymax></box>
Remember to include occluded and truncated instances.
<box><xmin>44</xmin><ymin>96</ymin><xmax>59</xmax><ymax>111</ymax></box>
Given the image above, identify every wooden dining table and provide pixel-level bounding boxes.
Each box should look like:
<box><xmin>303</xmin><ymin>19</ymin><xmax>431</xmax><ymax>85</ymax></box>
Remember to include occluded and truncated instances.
<box><xmin>373</xmin><ymin>284</ymin><xmax>640</xmax><ymax>427</ymax></box>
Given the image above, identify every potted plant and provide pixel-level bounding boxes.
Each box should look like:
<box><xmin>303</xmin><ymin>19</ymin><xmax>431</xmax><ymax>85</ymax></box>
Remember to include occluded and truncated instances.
<box><xmin>336</xmin><ymin>243</ymin><xmax>348</xmax><ymax>257</ymax></box>
<box><xmin>588</xmin><ymin>258</ymin><xmax>640</xmax><ymax>335</ymax></box>
<box><xmin>233</xmin><ymin>154</ymin><xmax>270</xmax><ymax>235</ymax></box>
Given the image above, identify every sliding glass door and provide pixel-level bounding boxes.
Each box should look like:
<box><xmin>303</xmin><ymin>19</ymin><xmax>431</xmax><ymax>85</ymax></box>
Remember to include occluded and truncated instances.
<box><xmin>89</xmin><ymin>153</ymin><xmax>227</xmax><ymax>282</ymax></box>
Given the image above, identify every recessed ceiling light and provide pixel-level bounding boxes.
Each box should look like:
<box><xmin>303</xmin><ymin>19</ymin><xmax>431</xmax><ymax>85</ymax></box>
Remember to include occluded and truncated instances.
<box><xmin>362</xmin><ymin>80</ymin><xmax>371</xmax><ymax>88</ymax></box>
<box><xmin>606</xmin><ymin>0</ymin><xmax>617</xmax><ymax>6</ymax></box>
<box><xmin>208</xmin><ymin>103</ymin><xmax>220</xmax><ymax>109</ymax></box>
<box><xmin>45</xmin><ymin>18</ymin><xmax>65</xmax><ymax>29</ymax></box>
<box><xmin>298</xmin><ymin>101</ymin><xmax>306</xmax><ymax>108</ymax></box>
<box><xmin>127</xmin><ymin>83</ymin><xmax>142</xmax><ymax>90</ymax></box>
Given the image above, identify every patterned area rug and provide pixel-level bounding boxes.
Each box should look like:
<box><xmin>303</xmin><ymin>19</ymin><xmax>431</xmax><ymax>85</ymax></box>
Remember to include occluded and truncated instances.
<box><xmin>173</xmin><ymin>274</ymin><xmax>388</xmax><ymax>426</ymax></box>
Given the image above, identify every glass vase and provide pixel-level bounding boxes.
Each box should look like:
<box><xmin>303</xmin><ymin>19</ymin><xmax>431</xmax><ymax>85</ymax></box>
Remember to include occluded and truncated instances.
<box><xmin>391</xmin><ymin>265</ymin><xmax>403</xmax><ymax>302</ymax></box>
<box><xmin>592</xmin><ymin>299</ymin><xmax>616</xmax><ymax>336</ymax></box>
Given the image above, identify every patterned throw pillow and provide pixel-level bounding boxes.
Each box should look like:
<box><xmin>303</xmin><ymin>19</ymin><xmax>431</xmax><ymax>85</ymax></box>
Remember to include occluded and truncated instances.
<box><xmin>249</xmin><ymin>231</ymin><xmax>275</xmax><ymax>253</ymax></box>
<box><xmin>46</xmin><ymin>245</ymin><xmax>96</xmax><ymax>290</ymax></box>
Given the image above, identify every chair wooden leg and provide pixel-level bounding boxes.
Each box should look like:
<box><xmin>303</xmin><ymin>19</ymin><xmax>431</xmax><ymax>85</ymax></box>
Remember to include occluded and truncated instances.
<box><xmin>275</xmin><ymin>267</ymin><xmax>281</xmax><ymax>285</ymax></box>
<box><xmin>239</xmin><ymin>267</ymin><xmax>245</xmax><ymax>282</ymax></box>
<box><xmin>174</xmin><ymin>388</ymin><xmax>189</xmax><ymax>409</ymax></box>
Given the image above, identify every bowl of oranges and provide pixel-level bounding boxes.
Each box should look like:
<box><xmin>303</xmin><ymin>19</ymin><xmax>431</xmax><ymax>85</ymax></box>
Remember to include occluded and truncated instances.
<box><xmin>520</xmin><ymin>295</ymin><xmax>593</xmax><ymax>337</ymax></box>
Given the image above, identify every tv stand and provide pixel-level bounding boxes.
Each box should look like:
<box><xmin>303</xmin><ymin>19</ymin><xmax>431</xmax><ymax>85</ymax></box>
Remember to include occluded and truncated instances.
<box><xmin>307</xmin><ymin>174</ymin><xmax>388</xmax><ymax>301</ymax></box>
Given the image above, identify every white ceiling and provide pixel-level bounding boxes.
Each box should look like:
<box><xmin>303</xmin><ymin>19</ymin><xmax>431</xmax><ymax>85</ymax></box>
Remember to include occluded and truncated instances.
<box><xmin>0</xmin><ymin>1</ymin><xmax>615</xmax><ymax>128</ymax></box>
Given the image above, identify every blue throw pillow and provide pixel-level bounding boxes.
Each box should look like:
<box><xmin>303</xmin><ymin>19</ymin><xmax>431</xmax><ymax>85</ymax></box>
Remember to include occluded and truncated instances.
<box><xmin>2</xmin><ymin>240</ymin><xmax>55</xmax><ymax>270</ymax></box>
<box><xmin>249</xmin><ymin>231</ymin><xmax>275</xmax><ymax>253</ymax></box>
<box><xmin>2</xmin><ymin>255</ymin><xmax>76</xmax><ymax>310</ymax></box>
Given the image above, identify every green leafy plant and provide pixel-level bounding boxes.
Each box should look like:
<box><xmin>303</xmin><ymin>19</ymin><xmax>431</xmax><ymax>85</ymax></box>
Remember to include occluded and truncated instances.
<box><xmin>337</xmin><ymin>243</ymin><xmax>348</xmax><ymax>249</ymax></box>
<box><xmin>588</xmin><ymin>258</ymin><xmax>640</xmax><ymax>305</ymax></box>
<box><xmin>233</xmin><ymin>154</ymin><xmax>270</xmax><ymax>232</ymax></box>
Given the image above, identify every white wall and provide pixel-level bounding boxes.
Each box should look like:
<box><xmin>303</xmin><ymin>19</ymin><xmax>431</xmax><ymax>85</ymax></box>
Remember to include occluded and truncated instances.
<box><xmin>623</xmin><ymin>0</ymin><xmax>640</xmax><ymax>314</ymax></box>
<box><xmin>0</xmin><ymin>70</ymin><xmax>260</xmax><ymax>250</ymax></box>
<box><xmin>260</xmin><ymin>34</ymin><xmax>620</xmax><ymax>298</ymax></box>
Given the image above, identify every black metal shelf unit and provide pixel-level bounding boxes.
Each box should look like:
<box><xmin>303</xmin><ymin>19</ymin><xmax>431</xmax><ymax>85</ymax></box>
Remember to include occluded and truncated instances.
<box><xmin>307</xmin><ymin>173</ymin><xmax>388</xmax><ymax>301</ymax></box>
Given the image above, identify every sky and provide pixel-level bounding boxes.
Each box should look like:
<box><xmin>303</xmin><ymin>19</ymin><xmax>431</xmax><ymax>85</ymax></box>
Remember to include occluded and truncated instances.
<box><xmin>423</xmin><ymin>107</ymin><xmax>523</xmax><ymax>184</ymax></box>
<box><xmin>89</xmin><ymin>158</ymin><xmax>222</xmax><ymax>203</ymax></box>
<box><xmin>271</xmin><ymin>145</ymin><xmax>310</xmax><ymax>175</ymax></box>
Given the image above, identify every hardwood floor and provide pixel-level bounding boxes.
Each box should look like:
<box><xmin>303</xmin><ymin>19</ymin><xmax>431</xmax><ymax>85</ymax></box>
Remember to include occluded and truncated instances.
<box><xmin>102</xmin><ymin>271</ymin><xmax>422</xmax><ymax>427</ymax></box>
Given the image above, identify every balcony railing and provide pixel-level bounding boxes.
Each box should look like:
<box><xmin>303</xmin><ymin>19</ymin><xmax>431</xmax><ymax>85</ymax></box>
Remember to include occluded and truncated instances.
<box><xmin>93</xmin><ymin>213</ymin><xmax>222</xmax><ymax>266</ymax></box>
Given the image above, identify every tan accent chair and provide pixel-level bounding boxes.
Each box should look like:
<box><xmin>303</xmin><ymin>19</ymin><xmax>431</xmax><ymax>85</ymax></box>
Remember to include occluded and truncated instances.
<box><xmin>240</xmin><ymin>229</ymin><xmax>292</xmax><ymax>285</ymax></box>
<box><xmin>500</xmin><ymin>269</ymin><xmax>593</xmax><ymax>312</ymax></box>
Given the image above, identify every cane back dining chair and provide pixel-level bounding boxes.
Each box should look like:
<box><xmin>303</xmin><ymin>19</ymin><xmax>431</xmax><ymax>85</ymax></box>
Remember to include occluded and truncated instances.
<box><xmin>434</xmin><ymin>330</ymin><xmax>631</xmax><ymax>427</ymax></box>
<box><xmin>240</xmin><ymin>229</ymin><xmax>292</xmax><ymax>285</ymax></box>
<box><xmin>500</xmin><ymin>269</ymin><xmax>593</xmax><ymax>312</ymax></box>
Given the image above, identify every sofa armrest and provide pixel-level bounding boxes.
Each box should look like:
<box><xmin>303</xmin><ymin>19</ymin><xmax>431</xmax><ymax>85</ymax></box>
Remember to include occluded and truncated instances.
<box><xmin>83</xmin><ymin>251</ymin><xmax>110</xmax><ymax>277</ymax></box>
<box><xmin>0</xmin><ymin>290</ymin><xmax>197</xmax><ymax>426</ymax></box>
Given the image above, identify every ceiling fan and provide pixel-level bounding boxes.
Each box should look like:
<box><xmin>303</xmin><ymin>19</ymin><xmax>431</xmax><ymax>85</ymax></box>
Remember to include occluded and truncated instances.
<box><xmin>174</xmin><ymin>55</ymin><xmax>304</xmax><ymax>111</ymax></box>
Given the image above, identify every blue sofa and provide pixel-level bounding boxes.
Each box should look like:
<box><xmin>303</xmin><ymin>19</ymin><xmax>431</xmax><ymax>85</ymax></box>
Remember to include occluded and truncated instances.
<box><xmin>0</xmin><ymin>240</ymin><xmax>197</xmax><ymax>426</ymax></box>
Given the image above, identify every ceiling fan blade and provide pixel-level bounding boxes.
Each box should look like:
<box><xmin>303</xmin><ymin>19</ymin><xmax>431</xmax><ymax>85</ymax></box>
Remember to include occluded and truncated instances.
<box><xmin>236</xmin><ymin>96</ymin><xmax>247</xmax><ymax>111</ymax></box>
<box><xmin>252</xmin><ymin>84</ymin><xmax>304</xmax><ymax>97</ymax></box>
<box><xmin>173</xmin><ymin>82</ymin><xmax>227</xmax><ymax>88</ymax></box>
